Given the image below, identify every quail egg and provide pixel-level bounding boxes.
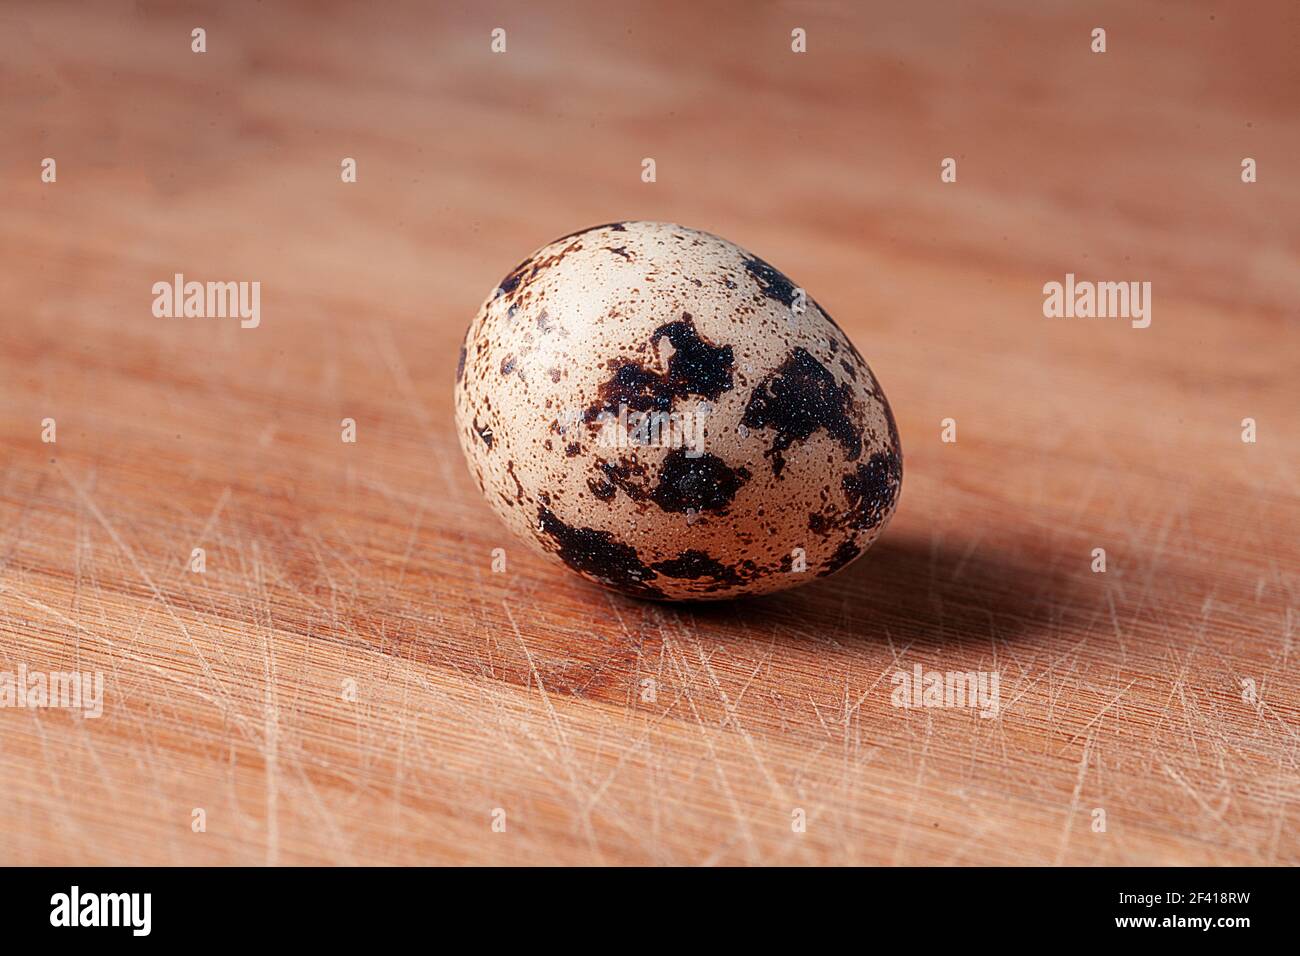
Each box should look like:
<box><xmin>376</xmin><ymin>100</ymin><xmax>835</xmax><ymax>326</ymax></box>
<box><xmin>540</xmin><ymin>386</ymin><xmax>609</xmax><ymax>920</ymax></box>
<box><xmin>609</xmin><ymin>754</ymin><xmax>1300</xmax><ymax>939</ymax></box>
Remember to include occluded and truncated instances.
<box><xmin>454</xmin><ymin>221</ymin><xmax>901</xmax><ymax>600</ymax></box>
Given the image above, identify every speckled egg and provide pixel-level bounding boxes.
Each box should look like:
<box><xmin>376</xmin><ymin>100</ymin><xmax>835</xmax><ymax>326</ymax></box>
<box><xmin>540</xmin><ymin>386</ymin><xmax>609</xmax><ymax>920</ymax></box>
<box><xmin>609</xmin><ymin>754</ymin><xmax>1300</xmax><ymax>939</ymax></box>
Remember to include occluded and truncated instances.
<box><xmin>454</xmin><ymin>221</ymin><xmax>902</xmax><ymax>601</ymax></box>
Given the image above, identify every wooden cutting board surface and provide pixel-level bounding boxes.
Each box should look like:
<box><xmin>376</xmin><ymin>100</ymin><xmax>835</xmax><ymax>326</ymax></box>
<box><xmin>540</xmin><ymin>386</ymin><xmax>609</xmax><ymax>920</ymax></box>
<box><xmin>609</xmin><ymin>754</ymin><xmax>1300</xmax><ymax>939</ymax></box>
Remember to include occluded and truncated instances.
<box><xmin>1</xmin><ymin>1</ymin><xmax>1297</xmax><ymax>865</ymax></box>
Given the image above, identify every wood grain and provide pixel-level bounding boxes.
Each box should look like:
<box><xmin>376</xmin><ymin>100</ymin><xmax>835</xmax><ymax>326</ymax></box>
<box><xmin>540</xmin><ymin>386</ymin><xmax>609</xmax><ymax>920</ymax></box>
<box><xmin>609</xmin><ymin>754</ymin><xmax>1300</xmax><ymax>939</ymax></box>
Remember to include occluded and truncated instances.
<box><xmin>1</xmin><ymin>0</ymin><xmax>1297</xmax><ymax>865</ymax></box>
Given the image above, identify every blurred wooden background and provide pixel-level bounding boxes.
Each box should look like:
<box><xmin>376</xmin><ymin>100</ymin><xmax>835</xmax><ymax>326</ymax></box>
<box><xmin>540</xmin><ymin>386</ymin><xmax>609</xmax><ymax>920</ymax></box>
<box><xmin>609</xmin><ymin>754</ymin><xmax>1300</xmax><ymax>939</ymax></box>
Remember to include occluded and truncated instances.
<box><xmin>1</xmin><ymin>0</ymin><xmax>1297</xmax><ymax>865</ymax></box>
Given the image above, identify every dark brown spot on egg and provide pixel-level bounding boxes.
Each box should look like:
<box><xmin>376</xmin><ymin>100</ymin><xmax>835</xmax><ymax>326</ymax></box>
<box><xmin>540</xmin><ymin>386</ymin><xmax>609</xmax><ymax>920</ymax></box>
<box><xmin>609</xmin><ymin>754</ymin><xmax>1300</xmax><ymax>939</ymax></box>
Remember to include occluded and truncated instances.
<box><xmin>741</xmin><ymin>348</ymin><xmax>862</xmax><ymax>477</ymax></box>
<box><xmin>882</xmin><ymin>391</ymin><xmax>902</xmax><ymax>453</ymax></box>
<box><xmin>587</xmin><ymin>475</ymin><xmax>617</xmax><ymax>500</ymax></box>
<box><xmin>497</xmin><ymin>258</ymin><xmax>532</xmax><ymax>296</ymax></box>
<box><xmin>536</xmin><ymin>506</ymin><xmax>664</xmax><ymax>599</ymax></box>
<box><xmin>585</xmin><ymin>314</ymin><xmax>734</xmax><ymax>424</ymax></box>
<box><xmin>818</xmin><ymin>539</ymin><xmax>863</xmax><ymax>577</ymax></box>
<box><xmin>495</xmin><ymin>239</ymin><xmax>585</xmax><ymax>303</ymax></box>
<box><xmin>473</xmin><ymin>418</ymin><xmax>494</xmax><ymax>449</ymax></box>
<box><xmin>743</xmin><ymin>255</ymin><xmax>798</xmax><ymax>306</ymax></box>
<box><xmin>587</xmin><ymin>361</ymin><xmax>668</xmax><ymax>421</ymax></box>
<box><xmin>841</xmin><ymin>449</ymin><xmax>902</xmax><ymax>531</ymax></box>
<box><xmin>656</xmin><ymin>313</ymin><xmax>734</xmax><ymax>400</ymax></box>
<box><xmin>592</xmin><ymin>458</ymin><xmax>650</xmax><ymax>503</ymax></box>
<box><xmin>500</xmin><ymin>355</ymin><xmax>516</xmax><ymax>376</ymax></box>
<box><xmin>651</xmin><ymin>550</ymin><xmax>743</xmax><ymax>590</ymax></box>
<box><xmin>651</xmin><ymin>450</ymin><xmax>749</xmax><ymax>514</ymax></box>
<box><xmin>551</xmin><ymin>222</ymin><xmax>627</xmax><ymax>244</ymax></box>
<box><xmin>506</xmin><ymin>460</ymin><xmax>526</xmax><ymax>503</ymax></box>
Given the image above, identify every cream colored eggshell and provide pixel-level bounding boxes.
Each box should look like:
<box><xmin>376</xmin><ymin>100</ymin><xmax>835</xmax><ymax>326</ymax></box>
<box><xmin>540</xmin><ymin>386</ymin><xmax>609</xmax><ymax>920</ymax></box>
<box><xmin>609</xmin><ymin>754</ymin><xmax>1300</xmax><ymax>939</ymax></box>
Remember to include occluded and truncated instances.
<box><xmin>454</xmin><ymin>221</ymin><xmax>901</xmax><ymax>600</ymax></box>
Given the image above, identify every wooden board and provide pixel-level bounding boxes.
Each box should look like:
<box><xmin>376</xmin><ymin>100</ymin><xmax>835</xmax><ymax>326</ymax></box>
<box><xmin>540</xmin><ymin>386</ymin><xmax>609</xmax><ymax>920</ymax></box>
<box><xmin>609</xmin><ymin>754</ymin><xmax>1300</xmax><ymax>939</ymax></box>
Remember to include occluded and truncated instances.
<box><xmin>1</xmin><ymin>0</ymin><xmax>1297</xmax><ymax>866</ymax></box>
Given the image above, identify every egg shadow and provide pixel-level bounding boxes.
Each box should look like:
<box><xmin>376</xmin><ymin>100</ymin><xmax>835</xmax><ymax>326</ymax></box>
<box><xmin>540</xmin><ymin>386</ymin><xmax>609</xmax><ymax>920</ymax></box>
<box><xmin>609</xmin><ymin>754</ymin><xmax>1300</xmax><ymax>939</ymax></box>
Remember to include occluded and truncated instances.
<box><xmin>672</xmin><ymin>531</ymin><xmax>1088</xmax><ymax>647</ymax></box>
